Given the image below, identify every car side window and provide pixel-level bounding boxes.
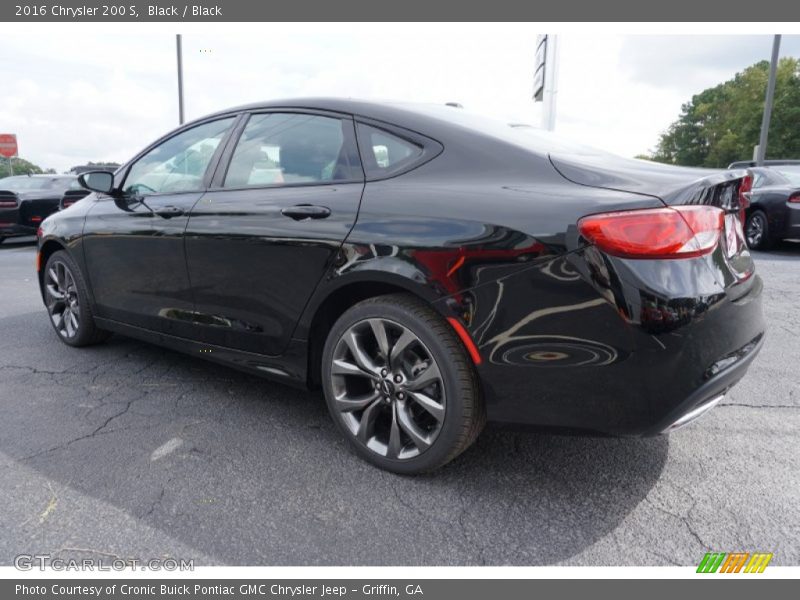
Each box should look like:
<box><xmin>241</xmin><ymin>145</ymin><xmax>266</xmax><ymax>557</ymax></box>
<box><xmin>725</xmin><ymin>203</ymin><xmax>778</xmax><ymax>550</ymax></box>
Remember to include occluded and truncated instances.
<box><xmin>223</xmin><ymin>113</ymin><xmax>359</xmax><ymax>188</ymax></box>
<box><xmin>123</xmin><ymin>117</ymin><xmax>235</xmax><ymax>197</ymax></box>
<box><xmin>356</xmin><ymin>123</ymin><xmax>424</xmax><ymax>178</ymax></box>
<box><xmin>752</xmin><ymin>173</ymin><xmax>765</xmax><ymax>188</ymax></box>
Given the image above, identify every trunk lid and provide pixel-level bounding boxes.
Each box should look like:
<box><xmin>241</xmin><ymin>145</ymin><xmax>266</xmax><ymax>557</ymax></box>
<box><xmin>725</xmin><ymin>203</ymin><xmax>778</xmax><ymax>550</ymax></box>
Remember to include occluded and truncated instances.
<box><xmin>550</xmin><ymin>152</ymin><xmax>755</xmax><ymax>286</ymax></box>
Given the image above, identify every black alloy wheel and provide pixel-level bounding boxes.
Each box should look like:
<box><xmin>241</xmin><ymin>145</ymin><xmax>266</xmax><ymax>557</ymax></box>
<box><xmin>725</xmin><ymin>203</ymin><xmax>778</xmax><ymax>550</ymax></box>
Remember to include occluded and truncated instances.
<box><xmin>322</xmin><ymin>294</ymin><xmax>485</xmax><ymax>474</ymax></box>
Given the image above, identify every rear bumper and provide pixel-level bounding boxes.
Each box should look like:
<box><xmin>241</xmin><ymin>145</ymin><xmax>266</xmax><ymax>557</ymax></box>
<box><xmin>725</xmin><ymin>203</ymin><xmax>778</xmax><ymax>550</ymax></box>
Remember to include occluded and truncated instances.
<box><xmin>648</xmin><ymin>332</ymin><xmax>764</xmax><ymax>434</ymax></box>
<box><xmin>0</xmin><ymin>199</ymin><xmax>58</xmax><ymax>236</ymax></box>
<box><xmin>435</xmin><ymin>248</ymin><xmax>766</xmax><ymax>436</ymax></box>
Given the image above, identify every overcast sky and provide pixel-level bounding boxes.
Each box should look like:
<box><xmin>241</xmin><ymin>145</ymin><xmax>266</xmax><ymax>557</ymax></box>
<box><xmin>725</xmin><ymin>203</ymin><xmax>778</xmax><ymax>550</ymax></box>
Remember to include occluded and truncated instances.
<box><xmin>2</xmin><ymin>26</ymin><xmax>799</xmax><ymax>173</ymax></box>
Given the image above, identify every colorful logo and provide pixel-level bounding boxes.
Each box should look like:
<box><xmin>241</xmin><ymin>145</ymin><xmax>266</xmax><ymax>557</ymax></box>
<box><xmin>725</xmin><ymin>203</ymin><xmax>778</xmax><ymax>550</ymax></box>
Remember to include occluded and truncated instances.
<box><xmin>697</xmin><ymin>552</ymin><xmax>773</xmax><ymax>573</ymax></box>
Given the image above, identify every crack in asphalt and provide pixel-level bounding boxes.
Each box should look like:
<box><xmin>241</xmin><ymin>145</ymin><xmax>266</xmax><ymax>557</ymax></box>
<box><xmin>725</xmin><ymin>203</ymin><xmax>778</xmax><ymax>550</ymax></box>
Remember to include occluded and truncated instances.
<box><xmin>643</xmin><ymin>495</ymin><xmax>711</xmax><ymax>553</ymax></box>
<box><xmin>18</xmin><ymin>391</ymin><xmax>150</xmax><ymax>462</ymax></box>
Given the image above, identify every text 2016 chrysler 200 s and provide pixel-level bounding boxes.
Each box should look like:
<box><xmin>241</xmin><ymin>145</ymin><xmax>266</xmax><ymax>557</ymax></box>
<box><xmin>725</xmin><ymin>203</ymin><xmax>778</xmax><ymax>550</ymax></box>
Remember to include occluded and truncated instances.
<box><xmin>36</xmin><ymin>99</ymin><xmax>764</xmax><ymax>473</ymax></box>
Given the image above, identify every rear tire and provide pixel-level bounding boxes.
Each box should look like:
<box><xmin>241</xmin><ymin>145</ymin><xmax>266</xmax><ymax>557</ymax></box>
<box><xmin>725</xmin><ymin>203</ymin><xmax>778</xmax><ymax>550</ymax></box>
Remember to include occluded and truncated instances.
<box><xmin>745</xmin><ymin>210</ymin><xmax>774</xmax><ymax>250</ymax></box>
<box><xmin>321</xmin><ymin>294</ymin><xmax>485</xmax><ymax>474</ymax></box>
<box><xmin>43</xmin><ymin>250</ymin><xmax>111</xmax><ymax>347</ymax></box>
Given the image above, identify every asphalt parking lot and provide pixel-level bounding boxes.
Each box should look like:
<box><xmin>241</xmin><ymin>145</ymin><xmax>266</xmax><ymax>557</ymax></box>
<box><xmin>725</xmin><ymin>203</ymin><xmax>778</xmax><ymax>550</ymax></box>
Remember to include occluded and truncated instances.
<box><xmin>0</xmin><ymin>236</ymin><xmax>798</xmax><ymax>566</ymax></box>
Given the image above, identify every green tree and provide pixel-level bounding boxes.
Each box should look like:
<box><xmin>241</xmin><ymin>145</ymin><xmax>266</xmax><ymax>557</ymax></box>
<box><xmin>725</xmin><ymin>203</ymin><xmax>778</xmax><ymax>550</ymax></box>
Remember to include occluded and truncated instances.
<box><xmin>0</xmin><ymin>157</ymin><xmax>55</xmax><ymax>178</ymax></box>
<box><xmin>646</xmin><ymin>57</ymin><xmax>800</xmax><ymax>168</ymax></box>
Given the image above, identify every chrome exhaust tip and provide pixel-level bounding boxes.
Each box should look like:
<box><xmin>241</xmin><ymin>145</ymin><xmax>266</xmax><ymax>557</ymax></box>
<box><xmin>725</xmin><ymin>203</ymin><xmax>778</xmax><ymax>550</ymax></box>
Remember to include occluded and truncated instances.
<box><xmin>662</xmin><ymin>394</ymin><xmax>725</xmax><ymax>433</ymax></box>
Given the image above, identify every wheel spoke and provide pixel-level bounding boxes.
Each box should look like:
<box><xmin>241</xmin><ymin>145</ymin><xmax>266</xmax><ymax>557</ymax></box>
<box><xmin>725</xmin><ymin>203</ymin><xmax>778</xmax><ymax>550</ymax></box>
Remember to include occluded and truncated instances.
<box><xmin>408</xmin><ymin>390</ymin><xmax>445</xmax><ymax>422</ymax></box>
<box><xmin>397</xmin><ymin>402</ymin><xmax>432</xmax><ymax>452</ymax></box>
<box><xmin>389</xmin><ymin>328</ymin><xmax>415</xmax><ymax>369</ymax></box>
<box><xmin>356</xmin><ymin>398</ymin><xmax>382</xmax><ymax>443</ymax></box>
<box><xmin>57</xmin><ymin>263</ymin><xmax>66</xmax><ymax>290</ymax></box>
<box><xmin>46</xmin><ymin>284</ymin><xmax>65</xmax><ymax>300</ymax></box>
<box><xmin>334</xmin><ymin>390</ymin><xmax>381</xmax><ymax>413</ymax></box>
<box><xmin>48</xmin><ymin>267</ymin><xmax>61</xmax><ymax>292</ymax></box>
<box><xmin>386</xmin><ymin>403</ymin><xmax>403</xmax><ymax>459</ymax></box>
<box><xmin>368</xmin><ymin>319</ymin><xmax>391</xmax><ymax>361</ymax></box>
<box><xmin>406</xmin><ymin>361</ymin><xmax>442</xmax><ymax>392</ymax></box>
<box><xmin>331</xmin><ymin>358</ymin><xmax>374</xmax><ymax>379</ymax></box>
<box><xmin>343</xmin><ymin>330</ymin><xmax>380</xmax><ymax>376</ymax></box>
<box><xmin>64</xmin><ymin>308</ymin><xmax>74</xmax><ymax>336</ymax></box>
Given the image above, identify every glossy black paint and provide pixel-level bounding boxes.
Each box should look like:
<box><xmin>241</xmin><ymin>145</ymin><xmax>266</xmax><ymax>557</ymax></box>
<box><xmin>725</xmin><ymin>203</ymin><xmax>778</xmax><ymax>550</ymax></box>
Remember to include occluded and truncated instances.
<box><xmin>743</xmin><ymin>166</ymin><xmax>800</xmax><ymax>244</ymax></box>
<box><xmin>37</xmin><ymin>98</ymin><xmax>765</xmax><ymax>435</ymax></box>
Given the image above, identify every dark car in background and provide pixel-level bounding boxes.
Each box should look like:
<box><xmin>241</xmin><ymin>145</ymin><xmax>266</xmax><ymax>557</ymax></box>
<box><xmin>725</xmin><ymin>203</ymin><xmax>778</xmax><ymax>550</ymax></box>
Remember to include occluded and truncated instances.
<box><xmin>36</xmin><ymin>99</ymin><xmax>764</xmax><ymax>473</ymax></box>
<box><xmin>0</xmin><ymin>175</ymin><xmax>78</xmax><ymax>243</ymax></box>
<box><xmin>59</xmin><ymin>186</ymin><xmax>92</xmax><ymax>211</ymax></box>
<box><xmin>728</xmin><ymin>162</ymin><xmax>800</xmax><ymax>249</ymax></box>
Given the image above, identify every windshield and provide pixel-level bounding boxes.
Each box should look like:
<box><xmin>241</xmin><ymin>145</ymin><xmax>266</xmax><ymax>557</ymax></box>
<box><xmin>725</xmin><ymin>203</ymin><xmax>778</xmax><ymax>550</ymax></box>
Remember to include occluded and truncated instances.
<box><xmin>0</xmin><ymin>176</ymin><xmax>74</xmax><ymax>193</ymax></box>
<box><xmin>774</xmin><ymin>167</ymin><xmax>800</xmax><ymax>186</ymax></box>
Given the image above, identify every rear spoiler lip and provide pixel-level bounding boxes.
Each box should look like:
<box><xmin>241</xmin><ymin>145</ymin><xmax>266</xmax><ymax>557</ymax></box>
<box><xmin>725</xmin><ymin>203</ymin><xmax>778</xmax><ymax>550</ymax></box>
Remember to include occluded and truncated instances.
<box><xmin>548</xmin><ymin>152</ymin><xmax>750</xmax><ymax>207</ymax></box>
<box><xmin>659</xmin><ymin>168</ymin><xmax>750</xmax><ymax>206</ymax></box>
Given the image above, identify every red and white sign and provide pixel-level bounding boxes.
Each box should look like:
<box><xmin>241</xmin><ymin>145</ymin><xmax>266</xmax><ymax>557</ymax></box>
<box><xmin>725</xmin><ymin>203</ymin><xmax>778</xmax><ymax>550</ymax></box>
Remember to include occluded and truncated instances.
<box><xmin>0</xmin><ymin>134</ymin><xmax>18</xmax><ymax>158</ymax></box>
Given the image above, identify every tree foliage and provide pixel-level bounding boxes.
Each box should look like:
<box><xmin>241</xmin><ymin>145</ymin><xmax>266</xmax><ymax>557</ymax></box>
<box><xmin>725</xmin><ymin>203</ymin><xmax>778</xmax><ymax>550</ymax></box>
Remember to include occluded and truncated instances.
<box><xmin>0</xmin><ymin>157</ymin><xmax>52</xmax><ymax>179</ymax></box>
<box><xmin>648</xmin><ymin>57</ymin><xmax>800</xmax><ymax>168</ymax></box>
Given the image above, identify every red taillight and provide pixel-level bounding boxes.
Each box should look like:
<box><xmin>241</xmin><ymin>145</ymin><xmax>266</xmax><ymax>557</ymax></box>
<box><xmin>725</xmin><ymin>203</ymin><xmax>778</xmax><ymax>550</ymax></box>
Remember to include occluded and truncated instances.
<box><xmin>789</xmin><ymin>192</ymin><xmax>800</xmax><ymax>204</ymax></box>
<box><xmin>578</xmin><ymin>205</ymin><xmax>724</xmax><ymax>259</ymax></box>
<box><xmin>0</xmin><ymin>200</ymin><xmax>17</xmax><ymax>209</ymax></box>
<box><xmin>36</xmin><ymin>226</ymin><xmax>44</xmax><ymax>238</ymax></box>
<box><xmin>30</xmin><ymin>215</ymin><xmax>42</xmax><ymax>223</ymax></box>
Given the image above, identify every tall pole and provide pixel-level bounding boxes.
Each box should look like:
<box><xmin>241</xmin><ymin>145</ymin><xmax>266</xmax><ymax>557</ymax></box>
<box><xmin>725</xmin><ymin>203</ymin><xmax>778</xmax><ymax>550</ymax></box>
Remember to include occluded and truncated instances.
<box><xmin>542</xmin><ymin>35</ymin><xmax>559</xmax><ymax>132</ymax></box>
<box><xmin>756</xmin><ymin>35</ymin><xmax>781</xmax><ymax>166</ymax></box>
<box><xmin>176</xmin><ymin>34</ymin><xmax>185</xmax><ymax>125</ymax></box>
<box><xmin>8</xmin><ymin>156</ymin><xmax>13</xmax><ymax>176</ymax></box>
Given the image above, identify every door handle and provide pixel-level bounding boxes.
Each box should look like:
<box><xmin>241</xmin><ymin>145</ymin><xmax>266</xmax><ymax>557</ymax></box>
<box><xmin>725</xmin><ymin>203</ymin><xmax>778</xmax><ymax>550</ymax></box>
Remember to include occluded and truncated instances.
<box><xmin>281</xmin><ymin>204</ymin><xmax>331</xmax><ymax>221</ymax></box>
<box><xmin>155</xmin><ymin>205</ymin><xmax>185</xmax><ymax>219</ymax></box>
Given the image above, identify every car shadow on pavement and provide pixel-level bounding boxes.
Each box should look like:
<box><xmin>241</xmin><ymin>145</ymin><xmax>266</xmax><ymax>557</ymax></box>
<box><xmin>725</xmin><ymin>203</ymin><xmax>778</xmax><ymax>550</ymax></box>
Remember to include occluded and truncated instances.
<box><xmin>1</xmin><ymin>312</ymin><xmax>669</xmax><ymax>566</ymax></box>
<box><xmin>752</xmin><ymin>238</ymin><xmax>800</xmax><ymax>259</ymax></box>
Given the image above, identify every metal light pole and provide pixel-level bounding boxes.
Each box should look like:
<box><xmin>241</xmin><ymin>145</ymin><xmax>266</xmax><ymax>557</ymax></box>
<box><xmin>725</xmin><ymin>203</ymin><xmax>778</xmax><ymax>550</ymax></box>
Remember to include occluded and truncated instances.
<box><xmin>541</xmin><ymin>35</ymin><xmax>559</xmax><ymax>132</ymax></box>
<box><xmin>756</xmin><ymin>35</ymin><xmax>781</xmax><ymax>166</ymax></box>
<box><xmin>176</xmin><ymin>34</ymin><xmax>185</xmax><ymax>125</ymax></box>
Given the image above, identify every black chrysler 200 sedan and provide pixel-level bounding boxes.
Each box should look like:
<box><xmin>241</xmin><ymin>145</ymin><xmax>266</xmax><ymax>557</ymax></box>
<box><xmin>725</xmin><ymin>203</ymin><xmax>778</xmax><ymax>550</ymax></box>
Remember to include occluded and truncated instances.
<box><xmin>36</xmin><ymin>99</ymin><xmax>765</xmax><ymax>473</ymax></box>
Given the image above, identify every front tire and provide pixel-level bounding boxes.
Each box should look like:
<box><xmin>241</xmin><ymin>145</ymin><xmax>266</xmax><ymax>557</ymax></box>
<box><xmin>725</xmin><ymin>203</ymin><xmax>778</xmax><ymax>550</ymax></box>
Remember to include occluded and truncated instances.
<box><xmin>321</xmin><ymin>294</ymin><xmax>485</xmax><ymax>474</ymax></box>
<box><xmin>43</xmin><ymin>250</ymin><xmax>111</xmax><ymax>347</ymax></box>
<box><xmin>745</xmin><ymin>210</ymin><xmax>774</xmax><ymax>250</ymax></box>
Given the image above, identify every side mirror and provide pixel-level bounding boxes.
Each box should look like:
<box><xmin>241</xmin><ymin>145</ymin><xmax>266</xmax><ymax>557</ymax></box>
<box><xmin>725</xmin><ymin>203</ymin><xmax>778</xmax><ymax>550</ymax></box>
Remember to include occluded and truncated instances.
<box><xmin>78</xmin><ymin>171</ymin><xmax>115</xmax><ymax>195</ymax></box>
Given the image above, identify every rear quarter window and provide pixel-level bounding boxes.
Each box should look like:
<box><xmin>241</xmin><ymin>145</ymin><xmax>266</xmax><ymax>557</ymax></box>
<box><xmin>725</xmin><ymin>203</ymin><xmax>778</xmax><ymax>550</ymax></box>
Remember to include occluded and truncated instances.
<box><xmin>356</xmin><ymin>123</ymin><xmax>434</xmax><ymax>179</ymax></box>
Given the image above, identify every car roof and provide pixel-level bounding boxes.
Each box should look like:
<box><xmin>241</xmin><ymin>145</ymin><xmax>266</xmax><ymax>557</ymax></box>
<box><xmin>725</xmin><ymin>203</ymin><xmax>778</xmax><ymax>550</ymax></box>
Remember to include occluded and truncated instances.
<box><xmin>204</xmin><ymin>97</ymin><xmax>448</xmax><ymax>121</ymax></box>
<box><xmin>198</xmin><ymin>97</ymin><xmax>548</xmax><ymax>142</ymax></box>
